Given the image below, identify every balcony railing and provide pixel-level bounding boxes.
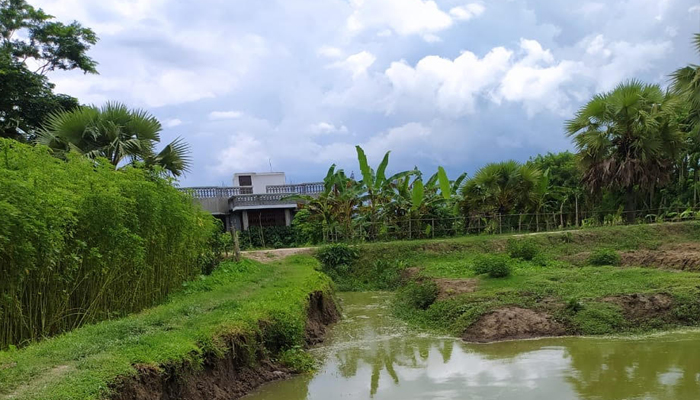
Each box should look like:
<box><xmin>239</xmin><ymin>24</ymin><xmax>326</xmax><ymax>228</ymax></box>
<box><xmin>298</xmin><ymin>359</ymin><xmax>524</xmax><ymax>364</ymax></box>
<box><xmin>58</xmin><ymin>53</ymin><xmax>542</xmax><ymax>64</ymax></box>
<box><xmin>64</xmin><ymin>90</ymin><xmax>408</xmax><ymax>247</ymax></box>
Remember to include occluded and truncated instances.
<box><xmin>181</xmin><ymin>182</ymin><xmax>323</xmax><ymax>200</ymax></box>
<box><xmin>179</xmin><ymin>186</ymin><xmax>244</xmax><ymax>198</ymax></box>
<box><xmin>229</xmin><ymin>193</ymin><xmax>299</xmax><ymax>208</ymax></box>
<box><xmin>266</xmin><ymin>182</ymin><xmax>324</xmax><ymax>194</ymax></box>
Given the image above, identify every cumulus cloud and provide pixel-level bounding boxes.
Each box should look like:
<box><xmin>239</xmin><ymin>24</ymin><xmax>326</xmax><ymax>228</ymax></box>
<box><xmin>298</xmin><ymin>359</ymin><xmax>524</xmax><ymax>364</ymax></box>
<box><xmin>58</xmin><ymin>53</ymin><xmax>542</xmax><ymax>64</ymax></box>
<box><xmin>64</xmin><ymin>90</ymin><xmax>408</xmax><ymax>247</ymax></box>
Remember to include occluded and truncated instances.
<box><xmin>347</xmin><ymin>0</ymin><xmax>453</xmax><ymax>35</ymax></box>
<box><xmin>449</xmin><ymin>3</ymin><xmax>486</xmax><ymax>21</ymax></box>
<box><xmin>334</xmin><ymin>36</ymin><xmax>674</xmax><ymax>118</ymax></box>
<box><xmin>331</xmin><ymin>51</ymin><xmax>377</xmax><ymax>78</ymax></box>
<box><xmin>214</xmin><ymin>133</ymin><xmax>270</xmax><ymax>173</ymax></box>
<box><xmin>209</xmin><ymin>111</ymin><xmax>244</xmax><ymax>120</ymax></box>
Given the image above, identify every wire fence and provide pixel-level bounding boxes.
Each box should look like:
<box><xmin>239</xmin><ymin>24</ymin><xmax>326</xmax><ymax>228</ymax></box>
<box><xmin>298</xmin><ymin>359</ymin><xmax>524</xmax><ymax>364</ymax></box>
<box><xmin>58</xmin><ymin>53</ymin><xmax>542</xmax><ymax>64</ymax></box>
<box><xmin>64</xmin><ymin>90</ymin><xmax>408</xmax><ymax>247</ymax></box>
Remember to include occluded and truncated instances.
<box><xmin>318</xmin><ymin>206</ymin><xmax>700</xmax><ymax>243</ymax></box>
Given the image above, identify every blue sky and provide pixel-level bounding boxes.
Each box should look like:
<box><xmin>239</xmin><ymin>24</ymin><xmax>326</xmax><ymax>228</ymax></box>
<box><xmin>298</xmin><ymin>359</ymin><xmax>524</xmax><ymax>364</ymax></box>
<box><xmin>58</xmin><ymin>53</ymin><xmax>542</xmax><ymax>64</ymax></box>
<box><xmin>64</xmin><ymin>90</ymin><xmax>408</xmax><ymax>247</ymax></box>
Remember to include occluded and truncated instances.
<box><xmin>35</xmin><ymin>0</ymin><xmax>700</xmax><ymax>186</ymax></box>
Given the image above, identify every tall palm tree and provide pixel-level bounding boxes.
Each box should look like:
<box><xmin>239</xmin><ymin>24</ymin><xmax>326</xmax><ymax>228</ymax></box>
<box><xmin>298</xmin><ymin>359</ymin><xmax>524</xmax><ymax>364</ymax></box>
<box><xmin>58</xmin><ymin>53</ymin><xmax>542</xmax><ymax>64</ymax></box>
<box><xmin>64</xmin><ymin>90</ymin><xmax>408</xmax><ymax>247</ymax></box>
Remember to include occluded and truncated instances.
<box><xmin>37</xmin><ymin>102</ymin><xmax>191</xmax><ymax>176</ymax></box>
<box><xmin>461</xmin><ymin>160</ymin><xmax>541</xmax><ymax>216</ymax></box>
<box><xmin>566</xmin><ymin>81</ymin><xmax>682</xmax><ymax>223</ymax></box>
<box><xmin>671</xmin><ymin>33</ymin><xmax>700</xmax><ymax>133</ymax></box>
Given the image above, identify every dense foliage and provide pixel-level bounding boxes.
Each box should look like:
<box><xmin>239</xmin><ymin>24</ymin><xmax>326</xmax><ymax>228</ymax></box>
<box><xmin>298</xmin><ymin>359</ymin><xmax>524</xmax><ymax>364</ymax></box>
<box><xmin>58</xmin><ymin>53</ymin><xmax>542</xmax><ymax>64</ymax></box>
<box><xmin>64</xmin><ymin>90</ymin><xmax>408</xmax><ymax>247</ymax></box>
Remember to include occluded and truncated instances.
<box><xmin>0</xmin><ymin>139</ymin><xmax>218</xmax><ymax>348</ymax></box>
<box><xmin>1</xmin><ymin>0</ymin><xmax>97</xmax><ymax>140</ymax></box>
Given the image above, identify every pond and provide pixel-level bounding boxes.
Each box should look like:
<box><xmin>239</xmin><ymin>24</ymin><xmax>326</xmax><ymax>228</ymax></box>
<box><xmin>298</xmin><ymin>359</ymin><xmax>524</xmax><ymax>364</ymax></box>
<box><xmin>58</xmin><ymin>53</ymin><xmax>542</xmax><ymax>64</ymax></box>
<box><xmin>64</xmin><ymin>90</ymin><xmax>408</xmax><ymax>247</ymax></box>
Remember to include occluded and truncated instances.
<box><xmin>244</xmin><ymin>292</ymin><xmax>700</xmax><ymax>400</ymax></box>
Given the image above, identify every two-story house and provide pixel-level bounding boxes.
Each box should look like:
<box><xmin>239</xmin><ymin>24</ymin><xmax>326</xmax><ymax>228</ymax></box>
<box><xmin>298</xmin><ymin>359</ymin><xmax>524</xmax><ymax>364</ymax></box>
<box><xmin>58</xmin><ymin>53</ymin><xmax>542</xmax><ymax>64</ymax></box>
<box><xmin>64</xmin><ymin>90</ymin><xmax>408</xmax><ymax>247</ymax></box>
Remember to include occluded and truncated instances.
<box><xmin>182</xmin><ymin>172</ymin><xmax>323</xmax><ymax>231</ymax></box>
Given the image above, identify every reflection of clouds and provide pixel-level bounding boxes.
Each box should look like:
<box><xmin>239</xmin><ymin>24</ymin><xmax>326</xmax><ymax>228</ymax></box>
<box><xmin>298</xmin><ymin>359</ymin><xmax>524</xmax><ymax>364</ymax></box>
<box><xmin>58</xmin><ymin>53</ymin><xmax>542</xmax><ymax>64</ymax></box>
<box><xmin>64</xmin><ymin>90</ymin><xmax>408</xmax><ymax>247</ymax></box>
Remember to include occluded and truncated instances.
<box><xmin>245</xmin><ymin>294</ymin><xmax>700</xmax><ymax>400</ymax></box>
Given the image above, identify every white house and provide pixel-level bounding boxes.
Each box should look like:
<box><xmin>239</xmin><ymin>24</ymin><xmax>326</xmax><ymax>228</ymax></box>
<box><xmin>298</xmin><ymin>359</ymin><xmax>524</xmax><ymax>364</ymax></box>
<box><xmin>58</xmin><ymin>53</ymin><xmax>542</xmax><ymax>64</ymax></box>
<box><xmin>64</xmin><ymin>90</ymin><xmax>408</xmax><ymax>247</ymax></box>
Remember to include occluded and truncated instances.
<box><xmin>181</xmin><ymin>172</ymin><xmax>323</xmax><ymax>231</ymax></box>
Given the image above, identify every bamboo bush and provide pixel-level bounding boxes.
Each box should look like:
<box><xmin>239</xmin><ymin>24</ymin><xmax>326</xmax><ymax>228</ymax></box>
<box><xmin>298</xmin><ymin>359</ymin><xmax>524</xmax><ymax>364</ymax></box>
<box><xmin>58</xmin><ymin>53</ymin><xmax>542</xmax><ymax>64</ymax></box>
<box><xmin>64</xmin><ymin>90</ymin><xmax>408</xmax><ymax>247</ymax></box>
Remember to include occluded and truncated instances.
<box><xmin>0</xmin><ymin>139</ymin><xmax>218</xmax><ymax>348</ymax></box>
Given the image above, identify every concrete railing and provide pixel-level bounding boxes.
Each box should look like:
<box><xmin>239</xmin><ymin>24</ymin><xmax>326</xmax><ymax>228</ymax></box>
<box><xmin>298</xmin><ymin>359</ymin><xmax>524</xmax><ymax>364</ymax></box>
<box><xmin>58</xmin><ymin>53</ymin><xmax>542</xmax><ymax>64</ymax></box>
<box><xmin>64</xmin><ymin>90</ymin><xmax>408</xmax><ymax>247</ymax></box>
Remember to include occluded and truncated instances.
<box><xmin>266</xmin><ymin>182</ymin><xmax>324</xmax><ymax>194</ymax></box>
<box><xmin>229</xmin><ymin>193</ymin><xmax>299</xmax><ymax>209</ymax></box>
<box><xmin>179</xmin><ymin>186</ymin><xmax>249</xmax><ymax>198</ymax></box>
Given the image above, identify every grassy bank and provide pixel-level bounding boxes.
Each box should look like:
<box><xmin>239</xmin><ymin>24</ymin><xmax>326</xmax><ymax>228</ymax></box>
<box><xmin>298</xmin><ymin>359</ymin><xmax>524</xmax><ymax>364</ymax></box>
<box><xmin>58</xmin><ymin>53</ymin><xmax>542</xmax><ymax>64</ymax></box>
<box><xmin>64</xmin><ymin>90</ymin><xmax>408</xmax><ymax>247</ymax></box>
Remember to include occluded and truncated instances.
<box><xmin>327</xmin><ymin>222</ymin><xmax>700</xmax><ymax>340</ymax></box>
<box><xmin>0</xmin><ymin>255</ymin><xmax>334</xmax><ymax>400</ymax></box>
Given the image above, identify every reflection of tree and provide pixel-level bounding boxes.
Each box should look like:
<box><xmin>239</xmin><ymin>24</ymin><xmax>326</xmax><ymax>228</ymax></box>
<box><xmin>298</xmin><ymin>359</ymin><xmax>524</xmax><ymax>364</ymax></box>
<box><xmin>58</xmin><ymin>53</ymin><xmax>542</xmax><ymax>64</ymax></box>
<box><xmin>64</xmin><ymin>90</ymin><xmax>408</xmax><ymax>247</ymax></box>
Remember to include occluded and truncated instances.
<box><xmin>564</xmin><ymin>337</ymin><xmax>700</xmax><ymax>400</ymax></box>
<box><xmin>330</xmin><ymin>294</ymin><xmax>457</xmax><ymax>397</ymax></box>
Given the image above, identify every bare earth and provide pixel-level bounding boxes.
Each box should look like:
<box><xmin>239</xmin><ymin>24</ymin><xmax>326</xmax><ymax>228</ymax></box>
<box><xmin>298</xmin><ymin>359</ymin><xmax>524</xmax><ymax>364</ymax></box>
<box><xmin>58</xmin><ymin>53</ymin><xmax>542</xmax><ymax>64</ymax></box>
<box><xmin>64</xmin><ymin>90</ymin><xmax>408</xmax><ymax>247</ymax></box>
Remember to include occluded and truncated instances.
<box><xmin>242</xmin><ymin>247</ymin><xmax>316</xmax><ymax>263</ymax></box>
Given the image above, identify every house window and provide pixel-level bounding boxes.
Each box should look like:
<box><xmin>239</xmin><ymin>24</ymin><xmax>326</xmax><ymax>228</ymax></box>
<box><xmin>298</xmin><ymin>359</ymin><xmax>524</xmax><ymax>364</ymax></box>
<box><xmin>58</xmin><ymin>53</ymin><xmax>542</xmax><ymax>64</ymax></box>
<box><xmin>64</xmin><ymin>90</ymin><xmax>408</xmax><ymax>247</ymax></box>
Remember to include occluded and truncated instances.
<box><xmin>239</xmin><ymin>175</ymin><xmax>252</xmax><ymax>186</ymax></box>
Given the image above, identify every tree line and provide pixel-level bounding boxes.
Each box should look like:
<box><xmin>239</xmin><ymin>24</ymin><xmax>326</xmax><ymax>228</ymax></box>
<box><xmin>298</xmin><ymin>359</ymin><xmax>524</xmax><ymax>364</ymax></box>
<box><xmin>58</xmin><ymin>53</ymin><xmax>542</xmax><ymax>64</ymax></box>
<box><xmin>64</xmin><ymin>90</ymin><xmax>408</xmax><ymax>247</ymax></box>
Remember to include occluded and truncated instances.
<box><xmin>290</xmin><ymin>34</ymin><xmax>700</xmax><ymax>243</ymax></box>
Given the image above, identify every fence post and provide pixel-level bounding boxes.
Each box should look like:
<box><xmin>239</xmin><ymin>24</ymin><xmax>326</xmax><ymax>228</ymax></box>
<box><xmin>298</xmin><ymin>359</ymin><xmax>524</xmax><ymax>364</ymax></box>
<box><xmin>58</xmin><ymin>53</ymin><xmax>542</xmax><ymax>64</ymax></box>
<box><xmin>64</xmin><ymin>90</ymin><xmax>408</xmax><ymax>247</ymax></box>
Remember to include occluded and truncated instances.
<box><xmin>432</xmin><ymin>219</ymin><xmax>435</xmax><ymax>239</ymax></box>
<box><xmin>409</xmin><ymin>218</ymin><xmax>412</xmax><ymax>240</ymax></box>
<box><xmin>231</xmin><ymin>229</ymin><xmax>241</xmax><ymax>262</ymax></box>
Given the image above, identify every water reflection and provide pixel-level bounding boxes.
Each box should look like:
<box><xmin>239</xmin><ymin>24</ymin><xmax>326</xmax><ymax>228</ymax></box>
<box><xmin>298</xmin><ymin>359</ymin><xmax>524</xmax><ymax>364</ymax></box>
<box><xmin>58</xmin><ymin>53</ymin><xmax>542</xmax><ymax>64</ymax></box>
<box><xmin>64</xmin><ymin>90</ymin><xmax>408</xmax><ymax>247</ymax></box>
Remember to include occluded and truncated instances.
<box><xmin>244</xmin><ymin>292</ymin><xmax>700</xmax><ymax>400</ymax></box>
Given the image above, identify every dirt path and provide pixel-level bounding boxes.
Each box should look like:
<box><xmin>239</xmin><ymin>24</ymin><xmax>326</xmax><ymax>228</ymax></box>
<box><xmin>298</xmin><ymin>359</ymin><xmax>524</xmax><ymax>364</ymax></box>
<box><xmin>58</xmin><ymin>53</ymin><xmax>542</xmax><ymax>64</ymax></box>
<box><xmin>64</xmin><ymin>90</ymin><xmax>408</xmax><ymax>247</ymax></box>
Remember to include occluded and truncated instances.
<box><xmin>242</xmin><ymin>247</ymin><xmax>316</xmax><ymax>263</ymax></box>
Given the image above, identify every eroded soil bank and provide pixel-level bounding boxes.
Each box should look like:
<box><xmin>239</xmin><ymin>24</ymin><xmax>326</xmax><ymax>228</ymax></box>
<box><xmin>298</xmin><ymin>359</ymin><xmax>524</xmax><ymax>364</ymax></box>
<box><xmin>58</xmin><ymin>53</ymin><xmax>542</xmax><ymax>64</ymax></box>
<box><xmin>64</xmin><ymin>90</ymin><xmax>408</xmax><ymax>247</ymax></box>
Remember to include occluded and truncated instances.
<box><xmin>110</xmin><ymin>291</ymin><xmax>339</xmax><ymax>400</ymax></box>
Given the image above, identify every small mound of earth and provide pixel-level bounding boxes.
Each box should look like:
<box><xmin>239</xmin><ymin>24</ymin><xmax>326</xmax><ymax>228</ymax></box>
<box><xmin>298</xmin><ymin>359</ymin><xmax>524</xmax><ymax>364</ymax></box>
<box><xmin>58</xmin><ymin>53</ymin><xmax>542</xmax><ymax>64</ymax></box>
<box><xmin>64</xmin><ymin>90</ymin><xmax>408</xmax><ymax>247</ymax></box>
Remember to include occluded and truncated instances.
<box><xmin>621</xmin><ymin>249</ymin><xmax>700</xmax><ymax>271</ymax></box>
<box><xmin>602</xmin><ymin>293</ymin><xmax>673</xmax><ymax>320</ymax></box>
<box><xmin>242</xmin><ymin>247</ymin><xmax>314</xmax><ymax>263</ymax></box>
<box><xmin>434</xmin><ymin>278</ymin><xmax>478</xmax><ymax>300</ymax></box>
<box><xmin>463</xmin><ymin>307</ymin><xmax>565</xmax><ymax>343</ymax></box>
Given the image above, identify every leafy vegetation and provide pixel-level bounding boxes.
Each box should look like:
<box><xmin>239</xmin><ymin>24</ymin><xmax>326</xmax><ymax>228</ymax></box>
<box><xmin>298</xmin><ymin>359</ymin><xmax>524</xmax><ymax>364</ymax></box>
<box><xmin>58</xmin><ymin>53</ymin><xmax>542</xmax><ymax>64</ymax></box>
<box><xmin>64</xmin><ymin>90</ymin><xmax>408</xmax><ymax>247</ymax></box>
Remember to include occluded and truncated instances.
<box><xmin>1</xmin><ymin>0</ymin><xmax>97</xmax><ymax>140</ymax></box>
<box><xmin>0</xmin><ymin>139</ymin><xmax>217</xmax><ymax>348</ymax></box>
<box><xmin>395</xmin><ymin>280</ymin><xmax>439</xmax><ymax>310</ymax></box>
<box><xmin>0</xmin><ymin>256</ymin><xmax>333</xmax><ymax>400</ymax></box>
<box><xmin>472</xmin><ymin>254</ymin><xmax>513</xmax><ymax>278</ymax></box>
<box><xmin>506</xmin><ymin>238</ymin><xmax>540</xmax><ymax>260</ymax></box>
<box><xmin>588</xmin><ymin>249</ymin><xmax>622</xmax><ymax>266</ymax></box>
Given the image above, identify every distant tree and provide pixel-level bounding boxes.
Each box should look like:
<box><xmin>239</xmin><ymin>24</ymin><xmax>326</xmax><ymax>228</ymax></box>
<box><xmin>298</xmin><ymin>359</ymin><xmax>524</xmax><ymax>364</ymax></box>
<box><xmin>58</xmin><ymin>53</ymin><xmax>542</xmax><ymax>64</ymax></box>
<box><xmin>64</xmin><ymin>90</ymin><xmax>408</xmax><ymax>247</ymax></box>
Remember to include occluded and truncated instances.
<box><xmin>461</xmin><ymin>160</ymin><xmax>542</xmax><ymax>216</ymax></box>
<box><xmin>671</xmin><ymin>33</ymin><xmax>700</xmax><ymax>134</ymax></box>
<box><xmin>37</xmin><ymin>102</ymin><xmax>191</xmax><ymax>177</ymax></box>
<box><xmin>0</xmin><ymin>0</ymin><xmax>97</xmax><ymax>140</ymax></box>
<box><xmin>566</xmin><ymin>81</ymin><xmax>683</xmax><ymax>223</ymax></box>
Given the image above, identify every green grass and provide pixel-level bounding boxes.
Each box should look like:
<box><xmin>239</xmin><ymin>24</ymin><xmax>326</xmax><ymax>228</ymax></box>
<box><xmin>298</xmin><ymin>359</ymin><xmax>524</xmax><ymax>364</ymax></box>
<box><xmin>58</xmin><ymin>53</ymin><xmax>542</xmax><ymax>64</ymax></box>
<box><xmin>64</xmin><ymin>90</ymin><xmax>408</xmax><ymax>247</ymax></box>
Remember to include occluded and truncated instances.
<box><xmin>345</xmin><ymin>222</ymin><xmax>700</xmax><ymax>336</ymax></box>
<box><xmin>0</xmin><ymin>256</ymin><xmax>332</xmax><ymax>400</ymax></box>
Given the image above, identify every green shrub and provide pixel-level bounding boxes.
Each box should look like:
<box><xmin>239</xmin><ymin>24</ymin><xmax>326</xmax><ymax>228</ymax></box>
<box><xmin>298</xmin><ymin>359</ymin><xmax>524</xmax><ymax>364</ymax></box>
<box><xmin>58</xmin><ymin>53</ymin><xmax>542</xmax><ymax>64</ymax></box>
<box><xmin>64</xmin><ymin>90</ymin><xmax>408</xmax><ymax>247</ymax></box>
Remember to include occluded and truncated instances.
<box><xmin>572</xmin><ymin>302</ymin><xmax>626</xmax><ymax>334</ymax></box>
<box><xmin>473</xmin><ymin>254</ymin><xmax>512</xmax><ymax>278</ymax></box>
<box><xmin>0</xmin><ymin>139</ymin><xmax>218</xmax><ymax>349</ymax></box>
<box><xmin>588</xmin><ymin>249</ymin><xmax>621</xmax><ymax>266</ymax></box>
<box><xmin>279</xmin><ymin>346</ymin><xmax>316</xmax><ymax>372</ymax></box>
<box><xmin>315</xmin><ymin>243</ymin><xmax>359</xmax><ymax>271</ymax></box>
<box><xmin>531</xmin><ymin>253</ymin><xmax>550</xmax><ymax>267</ymax></box>
<box><xmin>506</xmin><ymin>238</ymin><xmax>539</xmax><ymax>260</ymax></box>
<box><xmin>395</xmin><ymin>280</ymin><xmax>439</xmax><ymax>310</ymax></box>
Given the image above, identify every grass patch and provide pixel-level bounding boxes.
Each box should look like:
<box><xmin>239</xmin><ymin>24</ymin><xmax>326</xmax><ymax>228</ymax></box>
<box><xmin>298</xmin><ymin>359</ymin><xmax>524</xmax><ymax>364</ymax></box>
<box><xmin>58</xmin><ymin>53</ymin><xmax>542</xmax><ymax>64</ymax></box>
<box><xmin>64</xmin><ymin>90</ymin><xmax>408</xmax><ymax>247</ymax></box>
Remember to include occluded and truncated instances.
<box><xmin>0</xmin><ymin>256</ymin><xmax>332</xmax><ymax>400</ymax></box>
<box><xmin>363</xmin><ymin>222</ymin><xmax>700</xmax><ymax>338</ymax></box>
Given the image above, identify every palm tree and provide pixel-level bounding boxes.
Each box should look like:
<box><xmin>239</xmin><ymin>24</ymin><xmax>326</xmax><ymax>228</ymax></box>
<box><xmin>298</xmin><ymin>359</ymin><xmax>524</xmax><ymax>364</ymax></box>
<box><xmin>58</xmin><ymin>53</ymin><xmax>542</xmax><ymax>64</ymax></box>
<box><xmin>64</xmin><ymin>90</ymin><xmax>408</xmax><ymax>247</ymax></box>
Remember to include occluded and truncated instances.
<box><xmin>566</xmin><ymin>81</ymin><xmax>682</xmax><ymax>223</ymax></box>
<box><xmin>461</xmin><ymin>160</ymin><xmax>541</xmax><ymax>216</ymax></box>
<box><xmin>671</xmin><ymin>33</ymin><xmax>700</xmax><ymax>133</ymax></box>
<box><xmin>37</xmin><ymin>102</ymin><xmax>191</xmax><ymax>176</ymax></box>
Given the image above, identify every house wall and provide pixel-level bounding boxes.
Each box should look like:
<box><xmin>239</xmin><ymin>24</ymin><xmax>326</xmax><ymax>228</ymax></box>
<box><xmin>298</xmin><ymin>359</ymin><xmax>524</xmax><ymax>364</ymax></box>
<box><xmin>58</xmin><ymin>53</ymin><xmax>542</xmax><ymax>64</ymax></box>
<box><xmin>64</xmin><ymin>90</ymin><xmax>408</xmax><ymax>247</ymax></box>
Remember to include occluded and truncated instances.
<box><xmin>233</xmin><ymin>172</ymin><xmax>286</xmax><ymax>194</ymax></box>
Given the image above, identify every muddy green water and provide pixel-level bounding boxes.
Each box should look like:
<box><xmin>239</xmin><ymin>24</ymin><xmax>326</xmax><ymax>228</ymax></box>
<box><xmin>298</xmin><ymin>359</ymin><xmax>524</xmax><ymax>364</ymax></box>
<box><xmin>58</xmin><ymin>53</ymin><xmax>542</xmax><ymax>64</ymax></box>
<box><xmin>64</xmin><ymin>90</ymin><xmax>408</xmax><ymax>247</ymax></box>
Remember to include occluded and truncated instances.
<box><xmin>244</xmin><ymin>292</ymin><xmax>700</xmax><ymax>400</ymax></box>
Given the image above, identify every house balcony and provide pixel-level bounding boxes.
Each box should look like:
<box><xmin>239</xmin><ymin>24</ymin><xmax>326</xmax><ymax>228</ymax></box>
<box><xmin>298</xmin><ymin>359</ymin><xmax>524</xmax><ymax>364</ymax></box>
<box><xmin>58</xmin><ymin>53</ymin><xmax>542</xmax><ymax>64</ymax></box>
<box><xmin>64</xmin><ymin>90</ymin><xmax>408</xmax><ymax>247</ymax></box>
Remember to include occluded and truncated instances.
<box><xmin>179</xmin><ymin>182</ymin><xmax>324</xmax><ymax>214</ymax></box>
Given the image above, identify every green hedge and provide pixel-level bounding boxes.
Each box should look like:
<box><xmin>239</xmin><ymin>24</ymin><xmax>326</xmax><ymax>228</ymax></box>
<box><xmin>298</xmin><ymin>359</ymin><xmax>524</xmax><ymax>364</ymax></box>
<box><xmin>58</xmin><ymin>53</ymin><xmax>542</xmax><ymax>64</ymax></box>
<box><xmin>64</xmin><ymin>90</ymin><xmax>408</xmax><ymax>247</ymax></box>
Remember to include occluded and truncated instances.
<box><xmin>0</xmin><ymin>139</ymin><xmax>218</xmax><ymax>348</ymax></box>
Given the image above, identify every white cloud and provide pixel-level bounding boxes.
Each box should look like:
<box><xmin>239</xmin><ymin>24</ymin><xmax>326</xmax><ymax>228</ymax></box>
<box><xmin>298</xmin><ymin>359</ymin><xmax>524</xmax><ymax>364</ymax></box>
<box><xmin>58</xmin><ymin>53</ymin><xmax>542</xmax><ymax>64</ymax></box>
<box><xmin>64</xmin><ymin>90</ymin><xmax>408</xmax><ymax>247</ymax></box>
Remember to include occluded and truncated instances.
<box><xmin>497</xmin><ymin>40</ymin><xmax>580</xmax><ymax>116</ymax></box>
<box><xmin>384</xmin><ymin>46</ymin><xmax>512</xmax><ymax>115</ymax></box>
<box><xmin>449</xmin><ymin>3</ymin><xmax>486</xmax><ymax>21</ymax></box>
<box><xmin>310</xmin><ymin>122</ymin><xmax>349</xmax><ymax>135</ymax></box>
<box><xmin>332</xmin><ymin>35</ymin><xmax>674</xmax><ymax>118</ymax></box>
<box><xmin>577</xmin><ymin>34</ymin><xmax>672</xmax><ymax>91</ymax></box>
<box><xmin>214</xmin><ymin>133</ymin><xmax>269</xmax><ymax>173</ymax></box>
<box><xmin>331</xmin><ymin>51</ymin><xmax>377</xmax><ymax>78</ymax></box>
<box><xmin>317</xmin><ymin>45</ymin><xmax>344</xmax><ymax>58</ymax></box>
<box><xmin>209</xmin><ymin>111</ymin><xmax>244</xmax><ymax>120</ymax></box>
<box><xmin>163</xmin><ymin>118</ymin><xmax>183</xmax><ymax>128</ymax></box>
<box><xmin>347</xmin><ymin>0</ymin><xmax>453</xmax><ymax>35</ymax></box>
